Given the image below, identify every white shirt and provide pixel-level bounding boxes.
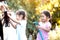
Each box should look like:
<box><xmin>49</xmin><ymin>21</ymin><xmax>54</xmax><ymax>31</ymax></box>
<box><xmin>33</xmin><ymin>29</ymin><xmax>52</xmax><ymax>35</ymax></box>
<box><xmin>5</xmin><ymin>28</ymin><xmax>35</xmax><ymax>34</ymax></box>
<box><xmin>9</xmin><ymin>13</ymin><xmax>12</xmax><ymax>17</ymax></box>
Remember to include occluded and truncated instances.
<box><xmin>16</xmin><ymin>20</ymin><xmax>27</xmax><ymax>40</ymax></box>
<box><xmin>3</xmin><ymin>24</ymin><xmax>17</xmax><ymax>40</ymax></box>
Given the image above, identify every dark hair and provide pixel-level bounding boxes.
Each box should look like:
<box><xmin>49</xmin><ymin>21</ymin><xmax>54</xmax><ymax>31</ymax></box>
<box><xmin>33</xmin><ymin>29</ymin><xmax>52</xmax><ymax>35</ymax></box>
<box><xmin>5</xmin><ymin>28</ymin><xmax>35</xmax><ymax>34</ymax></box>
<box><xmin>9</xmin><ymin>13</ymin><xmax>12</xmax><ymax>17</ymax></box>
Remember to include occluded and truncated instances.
<box><xmin>4</xmin><ymin>11</ymin><xmax>10</xmax><ymax>27</ymax></box>
<box><xmin>0</xmin><ymin>19</ymin><xmax>2</xmax><ymax>27</ymax></box>
<box><xmin>17</xmin><ymin>11</ymin><xmax>25</xmax><ymax>19</ymax></box>
<box><xmin>0</xmin><ymin>19</ymin><xmax>3</xmax><ymax>40</ymax></box>
<box><xmin>42</xmin><ymin>11</ymin><xmax>50</xmax><ymax>18</ymax></box>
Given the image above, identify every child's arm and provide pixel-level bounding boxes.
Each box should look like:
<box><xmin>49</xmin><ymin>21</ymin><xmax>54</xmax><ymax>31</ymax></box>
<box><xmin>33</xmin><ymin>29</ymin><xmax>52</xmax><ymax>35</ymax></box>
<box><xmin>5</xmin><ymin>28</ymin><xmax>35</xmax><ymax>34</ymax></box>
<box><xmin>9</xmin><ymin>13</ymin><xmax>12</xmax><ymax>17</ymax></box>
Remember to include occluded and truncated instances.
<box><xmin>8</xmin><ymin>14</ymin><xmax>21</xmax><ymax>25</ymax></box>
<box><xmin>37</xmin><ymin>22</ymin><xmax>51</xmax><ymax>32</ymax></box>
<box><xmin>10</xmin><ymin>18</ymin><xmax>20</xmax><ymax>24</ymax></box>
<box><xmin>9</xmin><ymin>20</ymin><xmax>17</xmax><ymax>29</ymax></box>
<box><xmin>37</xmin><ymin>26</ymin><xmax>51</xmax><ymax>32</ymax></box>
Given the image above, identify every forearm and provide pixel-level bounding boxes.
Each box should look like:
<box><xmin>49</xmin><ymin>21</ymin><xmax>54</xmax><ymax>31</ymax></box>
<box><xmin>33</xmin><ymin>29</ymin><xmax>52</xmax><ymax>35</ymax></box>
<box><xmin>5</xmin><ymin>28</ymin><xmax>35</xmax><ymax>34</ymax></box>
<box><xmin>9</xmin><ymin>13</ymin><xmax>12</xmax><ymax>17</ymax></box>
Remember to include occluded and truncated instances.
<box><xmin>9</xmin><ymin>17</ymin><xmax>20</xmax><ymax>25</ymax></box>
<box><xmin>37</xmin><ymin>26</ymin><xmax>50</xmax><ymax>32</ymax></box>
<box><xmin>10</xmin><ymin>20</ymin><xmax>16</xmax><ymax>29</ymax></box>
<box><xmin>40</xmin><ymin>27</ymin><xmax>50</xmax><ymax>32</ymax></box>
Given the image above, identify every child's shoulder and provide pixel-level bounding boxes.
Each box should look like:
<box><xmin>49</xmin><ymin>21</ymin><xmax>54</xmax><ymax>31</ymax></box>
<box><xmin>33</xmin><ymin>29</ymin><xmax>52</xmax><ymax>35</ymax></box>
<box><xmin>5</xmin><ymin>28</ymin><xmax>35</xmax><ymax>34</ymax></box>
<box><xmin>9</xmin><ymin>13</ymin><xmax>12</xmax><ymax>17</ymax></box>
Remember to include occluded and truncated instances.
<box><xmin>39</xmin><ymin>22</ymin><xmax>51</xmax><ymax>26</ymax></box>
<box><xmin>20</xmin><ymin>20</ymin><xmax>27</xmax><ymax>24</ymax></box>
<box><xmin>47</xmin><ymin>22</ymin><xmax>51</xmax><ymax>25</ymax></box>
<box><xmin>46</xmin><ymin>22</ymin><xmax>51</xmax><ymax>27</ymax></box>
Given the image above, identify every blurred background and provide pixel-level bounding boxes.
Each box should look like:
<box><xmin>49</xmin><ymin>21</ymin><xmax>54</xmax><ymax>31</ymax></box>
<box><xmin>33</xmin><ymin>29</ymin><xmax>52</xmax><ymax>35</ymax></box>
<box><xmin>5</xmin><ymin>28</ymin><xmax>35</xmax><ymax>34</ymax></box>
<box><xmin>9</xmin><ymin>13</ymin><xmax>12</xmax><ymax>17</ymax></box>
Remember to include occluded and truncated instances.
<box><xmin>0</xmin><ymin>0</ymin><xmax>60</xmax><ymax>40</ymax></box>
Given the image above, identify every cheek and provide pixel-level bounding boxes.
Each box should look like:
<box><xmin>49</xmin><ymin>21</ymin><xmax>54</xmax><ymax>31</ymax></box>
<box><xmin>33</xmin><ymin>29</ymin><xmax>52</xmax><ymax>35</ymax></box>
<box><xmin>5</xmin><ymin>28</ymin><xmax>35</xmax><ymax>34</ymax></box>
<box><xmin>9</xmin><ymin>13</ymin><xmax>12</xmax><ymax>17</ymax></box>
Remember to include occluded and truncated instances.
<box><xmin>44</xmin><ymin>16</ymin><xmax>47</xmax><ymax>20</ymax></box>
<box><xmin>16</xmin><ymin>16</ymin><xmax>19</xmax><ymax>19</ymax></box>
<box><xmin>20</xmin><ymin>16</ymin><xmax>23</xmax><ymax>18</ymax></box>
<box><xmin>19</xmin><ymin>16</ymin><xmax>23</xmax><ymax>20</ymax></box>
<box><xmin>41</xmin><ymin>17</ymin><xmax>45</xmax><ymax>19</ymax></box>
<box><xmin>41</xmin><ymin>16</ymin><xmax>47</xmax><ymax>21</ymax></box>
<box><xmin>20</xmin><ymin>15</ymin><xmax>23</xmax><ymax>19</ymax></box>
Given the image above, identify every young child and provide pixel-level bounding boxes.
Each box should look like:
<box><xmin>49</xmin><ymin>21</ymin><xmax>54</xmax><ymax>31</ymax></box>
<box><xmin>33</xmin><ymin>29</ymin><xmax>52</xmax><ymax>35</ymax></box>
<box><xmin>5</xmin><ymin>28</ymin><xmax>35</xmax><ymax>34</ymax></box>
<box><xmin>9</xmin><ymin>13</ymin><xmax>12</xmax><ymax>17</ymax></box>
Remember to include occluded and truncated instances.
<box><xmin>36</xmin><ymin>10</ymin><xmax>51</xmax><ymax>40</ymax></box>
<box><xmin>9</xmin><ymin>9</ymin><xmax>27</xmax><ymax>40</ymax></box>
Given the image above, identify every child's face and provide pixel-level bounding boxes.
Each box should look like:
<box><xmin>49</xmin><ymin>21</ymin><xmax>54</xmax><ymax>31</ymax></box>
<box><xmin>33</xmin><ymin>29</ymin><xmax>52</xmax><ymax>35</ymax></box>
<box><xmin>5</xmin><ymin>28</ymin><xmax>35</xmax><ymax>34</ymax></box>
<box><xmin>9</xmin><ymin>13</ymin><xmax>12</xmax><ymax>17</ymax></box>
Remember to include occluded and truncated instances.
<box><xmin>40</xmin><ymin>13</ymin><xmax>47</xmax><ymax>22</ymax></box>
<box><xmin>16</xmin><ymin>14</ymin><xmax>23</xmax><ymax>20</ymax></box>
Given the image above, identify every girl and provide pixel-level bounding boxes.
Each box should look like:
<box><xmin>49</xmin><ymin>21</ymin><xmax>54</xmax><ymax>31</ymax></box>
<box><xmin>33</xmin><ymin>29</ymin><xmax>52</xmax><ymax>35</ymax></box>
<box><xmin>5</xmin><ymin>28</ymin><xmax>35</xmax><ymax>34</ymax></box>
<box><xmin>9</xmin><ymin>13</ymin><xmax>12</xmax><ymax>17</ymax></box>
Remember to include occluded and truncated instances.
<box><xmin>8</xmin><ymin>9</ymin><xmax>27</xmax><ymax>40</ymax></box>
<box><xmin>3</xmin><ymin>11</ymin><xmax>17</xmax><ymax>40</ymax></box>
<box><xmin>36</xmin><ymin>11</ymin><xmax>51</xmax><ymax>40</ymax></box>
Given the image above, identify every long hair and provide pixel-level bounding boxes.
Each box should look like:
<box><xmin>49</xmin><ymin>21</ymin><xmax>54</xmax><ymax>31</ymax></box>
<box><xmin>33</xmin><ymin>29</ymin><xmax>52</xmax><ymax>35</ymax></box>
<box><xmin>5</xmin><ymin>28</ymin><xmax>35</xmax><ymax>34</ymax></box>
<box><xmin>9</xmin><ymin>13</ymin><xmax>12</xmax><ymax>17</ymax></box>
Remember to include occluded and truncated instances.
<box><xmin>4</xmin><ymin>11</ymin><xmax>10</xmax><ymax>27</ymax></box>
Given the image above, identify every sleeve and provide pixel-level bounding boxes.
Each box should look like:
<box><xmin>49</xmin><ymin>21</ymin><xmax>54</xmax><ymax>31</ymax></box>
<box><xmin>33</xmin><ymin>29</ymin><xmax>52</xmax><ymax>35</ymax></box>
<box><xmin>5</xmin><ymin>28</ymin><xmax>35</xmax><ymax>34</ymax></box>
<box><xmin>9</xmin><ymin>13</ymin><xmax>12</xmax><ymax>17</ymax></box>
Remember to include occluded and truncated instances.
<box><xmin>46</xmin><ymin>22</ymin><xmax>51</xmax><ymax>29</ymax></box>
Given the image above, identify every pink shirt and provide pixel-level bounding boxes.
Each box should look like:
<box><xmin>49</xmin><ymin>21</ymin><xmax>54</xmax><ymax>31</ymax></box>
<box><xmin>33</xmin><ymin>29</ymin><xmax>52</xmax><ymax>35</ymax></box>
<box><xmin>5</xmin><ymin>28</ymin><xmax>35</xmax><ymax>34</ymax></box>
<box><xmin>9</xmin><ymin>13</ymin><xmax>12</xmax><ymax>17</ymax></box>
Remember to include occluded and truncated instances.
<box><xmin>36</xmin><ymin>22</ymin><xmax>51</xmax><ymax>40</ymax></box>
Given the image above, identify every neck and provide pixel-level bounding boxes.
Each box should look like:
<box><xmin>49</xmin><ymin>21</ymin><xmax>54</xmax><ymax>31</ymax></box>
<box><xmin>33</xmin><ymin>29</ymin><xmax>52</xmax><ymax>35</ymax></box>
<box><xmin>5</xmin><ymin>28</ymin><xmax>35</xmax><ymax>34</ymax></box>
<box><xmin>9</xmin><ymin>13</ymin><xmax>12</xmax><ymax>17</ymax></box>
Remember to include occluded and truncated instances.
<box><xmin>42</xmin><ymin>20</ymin><xmax>48</xmax><ymax>23</ymax></box>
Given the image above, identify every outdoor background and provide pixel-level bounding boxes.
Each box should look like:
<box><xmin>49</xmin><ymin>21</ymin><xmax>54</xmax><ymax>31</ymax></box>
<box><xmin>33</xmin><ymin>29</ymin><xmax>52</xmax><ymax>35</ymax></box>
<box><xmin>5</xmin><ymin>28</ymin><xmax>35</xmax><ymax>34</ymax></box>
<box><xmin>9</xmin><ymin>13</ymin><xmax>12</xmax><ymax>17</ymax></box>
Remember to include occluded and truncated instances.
<box><xmin>0</xmin><ymin>0</ymin><xmax>60</xmax><ymax>40</ymax></box>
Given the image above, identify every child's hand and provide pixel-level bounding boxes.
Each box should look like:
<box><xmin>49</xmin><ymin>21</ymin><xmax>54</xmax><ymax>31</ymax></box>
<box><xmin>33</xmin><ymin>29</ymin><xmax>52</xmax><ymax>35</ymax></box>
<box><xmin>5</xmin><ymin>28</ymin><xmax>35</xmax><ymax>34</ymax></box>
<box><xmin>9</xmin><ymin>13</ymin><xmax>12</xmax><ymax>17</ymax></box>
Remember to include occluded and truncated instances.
<box><xmin>36</xmin><ymin>25</ymin><xmax>43</xmax><ymax>30</ymax></box>
<box><xmin>8</xmin><ymin>12</ymin><xmax>11</xmax><ymax>18</ymax></box>
<box><xmin>36</xmin><ymin>25</ymin><xmax>41</xmax><ymax>29</ymax></box>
